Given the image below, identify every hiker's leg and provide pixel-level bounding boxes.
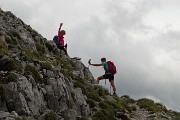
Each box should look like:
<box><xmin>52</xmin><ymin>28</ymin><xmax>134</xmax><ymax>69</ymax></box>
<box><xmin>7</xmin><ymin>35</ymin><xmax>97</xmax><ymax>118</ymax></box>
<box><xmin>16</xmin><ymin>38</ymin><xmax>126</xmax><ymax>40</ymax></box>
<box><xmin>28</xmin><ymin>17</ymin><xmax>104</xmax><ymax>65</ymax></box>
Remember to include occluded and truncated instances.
<box><xmin>110</xmin><ymin>80</ymin><xmax>116</xmax><ymax>93</ymax></box>
<box><xmin>97</xmin><ymin>76</ymin><xmax>104</xmax><ymax>84</ymax></box>
<box><xmin>58</xmin><ymin>45</ymin><xmax>67</xmax><ymax>55</ymax></box>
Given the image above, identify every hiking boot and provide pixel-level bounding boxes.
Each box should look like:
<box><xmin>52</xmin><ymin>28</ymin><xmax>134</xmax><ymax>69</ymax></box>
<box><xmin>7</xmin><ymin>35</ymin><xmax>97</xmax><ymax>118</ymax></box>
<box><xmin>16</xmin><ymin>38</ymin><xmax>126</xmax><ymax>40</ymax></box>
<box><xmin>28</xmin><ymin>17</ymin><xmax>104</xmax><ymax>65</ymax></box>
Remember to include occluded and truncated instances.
<box><xmin>113</xmin><ymin>92</ymin><xmax>117</xmax><ymax>95</ymax></box>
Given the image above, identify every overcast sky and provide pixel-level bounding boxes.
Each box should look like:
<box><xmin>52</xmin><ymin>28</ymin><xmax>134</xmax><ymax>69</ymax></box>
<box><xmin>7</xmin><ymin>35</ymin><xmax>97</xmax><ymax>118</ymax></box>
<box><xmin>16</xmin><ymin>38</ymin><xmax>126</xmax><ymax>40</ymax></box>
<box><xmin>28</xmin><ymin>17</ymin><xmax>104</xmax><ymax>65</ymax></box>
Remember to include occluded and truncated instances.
<box><xmin>1</xmin><ymin>0</ymin><xmax>180</xmax><ymax>112</ymax></box>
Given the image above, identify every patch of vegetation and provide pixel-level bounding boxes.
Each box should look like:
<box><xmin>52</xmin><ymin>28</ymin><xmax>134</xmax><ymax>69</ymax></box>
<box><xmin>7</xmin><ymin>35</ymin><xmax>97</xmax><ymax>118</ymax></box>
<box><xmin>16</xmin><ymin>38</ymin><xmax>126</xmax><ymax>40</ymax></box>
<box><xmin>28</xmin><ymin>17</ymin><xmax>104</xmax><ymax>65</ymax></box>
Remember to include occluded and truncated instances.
<box><xmin>66</xmin><ymin>99</ymin><xmax>74</xmax><ymax>109</ymax></box>
<box><xmin>25</xmin><ymin>64</ymin><xmax>43</xmax><ymax>83</ymax></box>
<box><xmin>44</xmin><ymin>112</ymin><xmax>57</xmax><ymax>120</ymax></box>
<box><xmin>86</xmin><ymin>98</ymin><xmax>96</xmax><ymax>108</ymax></box>
<box><xmin>0</xmin><ymin>59</ymin><xmax>21</xmax><ymax>72</ymax></box>
<box><xmin>61</xmin><ymin>69</ymin><xmax>73</xmax><ymax>79</ymax></box>
<box><xmin>79</xmin><ymin>116</ymin><xmax>89</xmax><ymax>120</ymax></box>
<box><xmin>74</xmin><ymin>79</ymin><xmax>101</xmax><ymax>102</ymax></box>
<box><xmin>20</xmin><ymin>50</ymin><xmax>46</xmax><ymax>62</ymax></box>
<box><xmin>121</xmin><ymin>95</ymin><xmax>136</xmax><ymax>104</ymax></box>
<box><xmin>137</xmin><ymin>98</ymin><xmax>165</xmax><ymax>113</ymax></box>
<box><xmin>7</xmin><ymin>30</ymin><xmax>21</xmax><ymax>40</ymax></box>
<box><xmin>15</xmin><ymin>117</ymin><xmax>27</xmax><ymax>120</ymax></box>
<box><xmin>45</xmin><ymin>42</ymin><xmax>54</xmax><ymax>52</ymax></box>
<box><xmin>36</xmin><ymin>43</ymin><xmax>46</xmax><ymax>53</ymax></box>
<box><xmin>92</xmin><ymin>109</ymin><xmax>115</xmax><ymax>120</ymax></box>
<box><xmin>168</xmin><ymin>111</ymin><xmax>180</xmax><ymax>120</ymax></box>
<box><xmin>0</xmin><ymin>39</ymin><xmax>9</xmax><ymax>55</ymax></box>
<box><xmin>5</xmin><ymin>36</ymin><xmax>18</xmax><ymax>45</ymax></box>
<box><xmin>42</xmin><ymin>61</ymin><xmax>53</xmax><ymax>70</ymax></box>
<box><xmin>0</xmin><ymin>84</ymin><xmax>6</xmax><ymax>101</ymax></box>
<box><xmin>94</xmin><ymin>85</ymin><xmax>109</xmax><ymax>97</ymax></box>
<box><xmin>0</xmin><ymin>73</ymin><xmax>18</xmax><ymax>84</ymax></box>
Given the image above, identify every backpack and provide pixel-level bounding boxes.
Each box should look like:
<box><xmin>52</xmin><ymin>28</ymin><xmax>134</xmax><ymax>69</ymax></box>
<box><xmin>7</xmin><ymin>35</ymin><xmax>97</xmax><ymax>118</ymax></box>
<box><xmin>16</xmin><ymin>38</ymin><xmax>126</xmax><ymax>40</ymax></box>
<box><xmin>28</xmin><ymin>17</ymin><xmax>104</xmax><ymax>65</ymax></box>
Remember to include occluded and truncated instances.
<box><xmin>106</xmin><ymin>61</ymin><xmax>117</xmax><ymax>75</ymax></box>
<box><xmin>53</xmin><ymin>35</ymin><xmax>58</xmax><ymax>45</ymax></box>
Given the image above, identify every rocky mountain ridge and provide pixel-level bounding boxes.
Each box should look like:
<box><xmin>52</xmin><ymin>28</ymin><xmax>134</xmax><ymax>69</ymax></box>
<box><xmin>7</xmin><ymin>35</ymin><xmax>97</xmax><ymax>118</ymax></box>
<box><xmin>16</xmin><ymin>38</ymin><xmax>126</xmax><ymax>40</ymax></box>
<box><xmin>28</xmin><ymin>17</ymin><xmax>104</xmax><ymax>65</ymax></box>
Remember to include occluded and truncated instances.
<box><xmin>0</xmin><ymin>8</ymin><xmax>180</xmax><ymax>120</ymax></box>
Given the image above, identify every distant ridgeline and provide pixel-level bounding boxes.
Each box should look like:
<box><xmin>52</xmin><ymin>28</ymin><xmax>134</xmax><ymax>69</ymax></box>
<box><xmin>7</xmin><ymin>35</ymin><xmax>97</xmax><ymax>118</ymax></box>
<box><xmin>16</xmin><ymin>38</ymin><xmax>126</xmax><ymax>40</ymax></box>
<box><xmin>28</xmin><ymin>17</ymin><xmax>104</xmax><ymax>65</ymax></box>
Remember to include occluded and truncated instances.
<box><xmin>0</xmin><ymin>8</ymin><xmax>180</xmax><ymax>120</ymax></box>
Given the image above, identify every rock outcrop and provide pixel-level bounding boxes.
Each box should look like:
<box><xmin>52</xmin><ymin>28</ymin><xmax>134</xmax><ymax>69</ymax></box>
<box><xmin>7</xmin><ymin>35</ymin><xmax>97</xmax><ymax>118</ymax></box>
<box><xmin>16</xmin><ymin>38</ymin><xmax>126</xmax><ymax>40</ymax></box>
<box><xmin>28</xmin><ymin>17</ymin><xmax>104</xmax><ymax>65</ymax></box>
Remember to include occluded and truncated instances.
<box><xmin>0</xmin><ymin>8</ymin><xmax>180</xmax><ymax>120</ymax></box>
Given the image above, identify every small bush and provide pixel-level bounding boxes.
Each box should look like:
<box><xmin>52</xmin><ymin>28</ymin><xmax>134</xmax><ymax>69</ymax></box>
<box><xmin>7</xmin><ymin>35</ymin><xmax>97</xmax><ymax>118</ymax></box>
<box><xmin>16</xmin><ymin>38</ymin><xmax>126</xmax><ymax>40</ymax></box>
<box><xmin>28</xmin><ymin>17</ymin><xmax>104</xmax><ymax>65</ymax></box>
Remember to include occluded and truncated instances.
<box><xmin>42</xmin><ymin>61</ymin><xmax>53</xmax><ymax>70</ymax></box>
<box><xmin>137</xmin><ymin>98</ymin><xmax>164</xmax><ymax>113</ymax></box>
<box><xmin>44</xmin><ymin>112</ymin><xmax>57</xmax><ymax>120</ymax></box>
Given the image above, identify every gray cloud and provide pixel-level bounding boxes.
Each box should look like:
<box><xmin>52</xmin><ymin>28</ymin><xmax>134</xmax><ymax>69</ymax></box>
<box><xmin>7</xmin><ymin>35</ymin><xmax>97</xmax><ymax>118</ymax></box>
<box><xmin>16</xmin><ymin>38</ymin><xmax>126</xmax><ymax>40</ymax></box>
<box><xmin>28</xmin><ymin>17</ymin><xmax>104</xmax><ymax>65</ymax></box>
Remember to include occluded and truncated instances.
<box><xmin>1</xmin><ymin>0</ymin><xmax>180</xmax><ymax>112</ymax></box>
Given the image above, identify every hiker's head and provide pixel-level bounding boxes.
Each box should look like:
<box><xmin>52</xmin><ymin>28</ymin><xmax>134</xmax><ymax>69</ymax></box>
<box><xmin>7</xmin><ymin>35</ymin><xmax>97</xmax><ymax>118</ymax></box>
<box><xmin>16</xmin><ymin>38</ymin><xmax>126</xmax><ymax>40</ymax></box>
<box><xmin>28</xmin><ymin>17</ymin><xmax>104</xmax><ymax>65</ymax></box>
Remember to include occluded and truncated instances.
<box><xmin>101</xmin><ymin>57</ymin><xmax>106</xmax><ymax>62</ymax></box>
<box><xmin>60</xmin><ymin>30</ymin><xmax>66</xmax><ymax>35</ymax></box>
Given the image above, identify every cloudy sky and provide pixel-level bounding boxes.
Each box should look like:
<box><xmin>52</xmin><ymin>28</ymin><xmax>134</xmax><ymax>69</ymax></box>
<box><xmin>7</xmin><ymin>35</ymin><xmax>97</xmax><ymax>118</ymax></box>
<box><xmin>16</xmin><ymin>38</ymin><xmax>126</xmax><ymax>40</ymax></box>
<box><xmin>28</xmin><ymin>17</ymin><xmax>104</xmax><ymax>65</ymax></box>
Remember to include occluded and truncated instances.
<box><xmin>1</xmin><ymin>0</ymin><xmax>180</xmax><ymax>112</ymax></box>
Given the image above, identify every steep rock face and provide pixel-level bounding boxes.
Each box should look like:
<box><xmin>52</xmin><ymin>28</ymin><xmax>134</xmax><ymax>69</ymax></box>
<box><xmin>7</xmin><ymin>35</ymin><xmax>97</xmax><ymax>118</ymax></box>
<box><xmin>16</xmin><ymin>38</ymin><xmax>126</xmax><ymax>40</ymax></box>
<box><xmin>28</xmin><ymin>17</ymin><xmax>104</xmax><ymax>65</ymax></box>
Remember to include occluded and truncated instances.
<box><xmin>0</xmin><ymin>8</ymin><xmax>180</xmax><ymax>120</ymax></box>
<box><xmin>0</xmin><ymin>8</ymin><xmax>92</xmax><ymax>120</ymax></box>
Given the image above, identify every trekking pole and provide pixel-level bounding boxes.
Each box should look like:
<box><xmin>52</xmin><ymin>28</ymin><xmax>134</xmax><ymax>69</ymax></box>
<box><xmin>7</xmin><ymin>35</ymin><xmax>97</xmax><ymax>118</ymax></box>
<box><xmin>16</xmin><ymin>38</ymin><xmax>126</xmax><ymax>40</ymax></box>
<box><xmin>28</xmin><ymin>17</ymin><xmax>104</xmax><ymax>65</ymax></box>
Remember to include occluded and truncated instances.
<box><xmin>110</xmin><ymin>84</ymin><xmax>111</xmax><ymax>94</ymax></box>
<box><xmin>88</xmin><ymin>59</ymin><xmax>91</xmax><ymax>69</ymax></box>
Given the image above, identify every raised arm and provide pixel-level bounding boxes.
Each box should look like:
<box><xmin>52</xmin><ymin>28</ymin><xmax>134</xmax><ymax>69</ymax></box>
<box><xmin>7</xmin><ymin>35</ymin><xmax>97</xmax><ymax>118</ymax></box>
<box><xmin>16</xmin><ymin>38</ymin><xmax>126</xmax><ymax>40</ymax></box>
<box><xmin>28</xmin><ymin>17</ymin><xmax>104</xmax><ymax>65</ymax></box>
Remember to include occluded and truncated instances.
<box><xmin>88</xmin><ymin>59</ymin><xmax>102</xmax><ymax>66</ymax></box>
<box><xmin>58</xmin><ymin>23</ymin><xmax>63</xmax><ymax>32</ymax></box>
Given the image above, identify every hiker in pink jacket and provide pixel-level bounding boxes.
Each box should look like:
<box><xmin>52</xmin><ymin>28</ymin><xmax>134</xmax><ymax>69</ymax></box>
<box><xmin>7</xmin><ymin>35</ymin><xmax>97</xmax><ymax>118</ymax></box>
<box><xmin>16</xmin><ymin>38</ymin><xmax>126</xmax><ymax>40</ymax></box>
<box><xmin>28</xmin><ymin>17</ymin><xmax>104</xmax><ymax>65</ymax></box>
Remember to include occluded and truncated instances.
<box><xmin>57</xmin><ymin>23</ymin><xmax>67</xmax><ymax>55</ymax></box>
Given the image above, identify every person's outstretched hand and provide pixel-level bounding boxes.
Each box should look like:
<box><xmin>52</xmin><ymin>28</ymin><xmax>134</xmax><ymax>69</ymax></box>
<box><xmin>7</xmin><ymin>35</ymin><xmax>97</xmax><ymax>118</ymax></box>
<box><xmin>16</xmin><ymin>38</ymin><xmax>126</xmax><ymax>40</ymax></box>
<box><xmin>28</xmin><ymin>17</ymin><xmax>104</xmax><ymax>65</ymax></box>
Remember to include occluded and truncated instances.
<box><xmin>60</xmin><ymin>23</ymin><xmax>63</xmax><ymax>27</ymax></box>
<box><xmin>88</xmin><ymin>59</ymin><xmax>91</xmax><ymax>65</ymax></box>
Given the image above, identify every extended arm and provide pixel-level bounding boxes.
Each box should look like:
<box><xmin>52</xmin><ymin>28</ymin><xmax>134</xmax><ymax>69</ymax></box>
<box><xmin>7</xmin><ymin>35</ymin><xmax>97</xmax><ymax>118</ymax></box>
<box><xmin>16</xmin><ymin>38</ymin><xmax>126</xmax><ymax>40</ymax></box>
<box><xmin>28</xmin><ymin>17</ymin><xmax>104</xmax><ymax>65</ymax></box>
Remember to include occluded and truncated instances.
<box><xmin>88</xmin><ymin>59</ymin><xmax>102</xmax><ymax>66</ymax></box>
<box><xmin>58</xmin><ymin>23</ymin><xmax>63</xmax><ymax>32</ymax></box>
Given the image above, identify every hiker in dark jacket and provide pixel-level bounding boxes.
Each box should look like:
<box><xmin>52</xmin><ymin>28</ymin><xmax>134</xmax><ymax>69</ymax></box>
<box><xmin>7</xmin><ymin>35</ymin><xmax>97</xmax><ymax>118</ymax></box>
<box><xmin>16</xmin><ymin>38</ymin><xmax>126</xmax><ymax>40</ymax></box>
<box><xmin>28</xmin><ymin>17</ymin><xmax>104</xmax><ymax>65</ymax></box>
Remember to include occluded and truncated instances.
<box><xmin>57</xmin><ymin>23</ymin><xmax>67</xmax><ymax>55</ymax></box>
<box><xmin>88</xmin><ymin>58</ymin><xmax>117</xmax><ymax>95</ymax></box>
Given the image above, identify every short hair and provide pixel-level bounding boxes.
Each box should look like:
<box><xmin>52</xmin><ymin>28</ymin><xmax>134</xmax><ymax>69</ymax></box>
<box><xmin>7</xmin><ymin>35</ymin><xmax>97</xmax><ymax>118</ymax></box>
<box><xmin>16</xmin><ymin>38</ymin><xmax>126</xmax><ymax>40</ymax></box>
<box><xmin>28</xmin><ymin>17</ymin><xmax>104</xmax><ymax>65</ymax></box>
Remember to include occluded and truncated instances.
<box><xmin>60</xmin><ymin>30</ymin><xmax>66</xmax><ymax>35</ymax></box>
<box><xmin>101</xmin><ymin>57</ymin><xmax>106</xmax><ymax>61</ymax></box>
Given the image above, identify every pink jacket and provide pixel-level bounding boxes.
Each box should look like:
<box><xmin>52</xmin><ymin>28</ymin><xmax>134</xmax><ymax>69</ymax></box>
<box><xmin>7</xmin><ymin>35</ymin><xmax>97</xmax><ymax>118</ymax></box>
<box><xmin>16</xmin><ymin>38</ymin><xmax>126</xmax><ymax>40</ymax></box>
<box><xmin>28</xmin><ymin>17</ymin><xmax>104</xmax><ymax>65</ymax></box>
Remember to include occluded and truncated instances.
<box><xmin>58</xmin><ymin>32</ymin><xmax>64</xmax><ymax>46</ymax></box>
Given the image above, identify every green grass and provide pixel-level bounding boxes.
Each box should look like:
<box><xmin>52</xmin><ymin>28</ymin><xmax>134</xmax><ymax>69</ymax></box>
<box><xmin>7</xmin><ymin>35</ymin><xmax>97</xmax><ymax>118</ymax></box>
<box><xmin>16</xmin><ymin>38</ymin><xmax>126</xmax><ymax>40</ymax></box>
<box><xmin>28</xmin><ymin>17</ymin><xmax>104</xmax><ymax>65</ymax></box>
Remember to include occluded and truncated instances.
<box><xmin>36</xmin><ymin>43</ymin><xmax>46</xmax><ymax>54</ymax></box>
<box><xmin>0</xmin><ymin>73</ymin><xmax>19</xmax><ymax>84</ymax></box>
<box><xmin>0</xmin><ymin>59</ymin><xmax>21</xmax><ymax>72</ymax></box>
<box><xmin>25</xmin><ymin>64</ymin><xmax>43</xmax><ymax>83</ymax></box>
<box><xmin>41</xmin><ymin>61</ymin><xmax>53</xmax><ymax>70</ymax></box>
<box><xmin>44</xmin><ymin>112</ymin><xmax>57</xmax><ymax>120</ymax></box>
<box><xmin>137</xmin><ymin>98</ymin><xmax>165</xmax><ymax>113</ymax></box>
<box><xmin>20</xmin><ymin>50</ymin><xmax>46</xmax><ymax>62</ymax></box>
<box><xmin>0</xmin><ymin>39</ymin><xmax>9</xmax><ymax>55</ymax></box>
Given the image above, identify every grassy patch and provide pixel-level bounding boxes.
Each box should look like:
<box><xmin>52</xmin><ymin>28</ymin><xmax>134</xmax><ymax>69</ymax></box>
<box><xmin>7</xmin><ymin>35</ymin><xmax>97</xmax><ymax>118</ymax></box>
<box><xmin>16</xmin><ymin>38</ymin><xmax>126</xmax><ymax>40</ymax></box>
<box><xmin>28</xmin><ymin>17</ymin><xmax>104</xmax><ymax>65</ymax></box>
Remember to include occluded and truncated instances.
<box><xmin>45</xmin><ymin>42</ymin><xmax>54</xmax><ymax>52</ymax></box>
<box><xmin>15</xmin><ymin>117</ymin><xmax>27</xmax><ymax>120</ymax></box>
<box><xmin>25</xmin><ymin>64</ymin><xmax>42</xmax><ymax>83</ymax></box>
<box><xmin>36</xmin><ymin>43</ymin><xmax>46</xmax><ymax>53</ymax></box>
<box><xmin>42</xmin><ymin>61</ymin><xmax>53</xmax><ymax>70</ymax></box>
<box><xmin>92</xmin><ymin>109</ymin><xmax>115</xmax><ymax>120</ymax></box>
<box><xmin>0</xmin><ymin>59</ymin><xmax>21</xmax><ymax>72</ymax></box>
<box><xmin>20</xmin><ymin>50</ymin><xmax>46</xmax><ymax>62</ymax></box>
<box><xmin>0</xmin><ymin>39</ymin><xmax>9</xmax><ymax>55</ymax></box>
<box><xmin>44</xmin><ymin>112</ymin><xmax>57</xmax><ymax>120</ymax></box>
<box><xmin>137</xmin><ymin>98</ymin><xmax>165</xmax><ymax>113</ymax></box>
<box><xmin>0</xmin><ymin>73</ymin><xmax>18</xmax><ymax>84</ymax></box>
